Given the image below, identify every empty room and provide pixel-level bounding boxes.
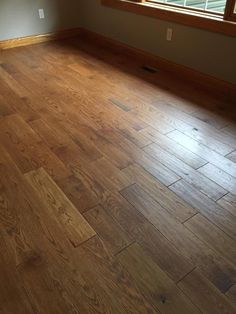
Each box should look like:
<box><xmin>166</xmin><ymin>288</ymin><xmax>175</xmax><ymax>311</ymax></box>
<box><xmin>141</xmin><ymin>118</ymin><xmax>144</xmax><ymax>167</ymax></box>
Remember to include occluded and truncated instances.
<box><xmin>0</xmin><ymin>0</ymin><xmax>236</xmax><ymax>313</ymax></box>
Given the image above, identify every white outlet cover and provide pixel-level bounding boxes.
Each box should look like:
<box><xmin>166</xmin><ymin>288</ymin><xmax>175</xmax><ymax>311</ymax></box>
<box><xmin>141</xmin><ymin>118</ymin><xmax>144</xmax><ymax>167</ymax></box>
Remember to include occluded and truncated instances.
<box><xmin>38</xmin><ymin>9</ymin><xmax>45</xmax><ymax>19</ymax></box>
<box><xmin>166</xmin><ymin>28</ymin><xmax>173</xmax><ymax>41</ymax></box>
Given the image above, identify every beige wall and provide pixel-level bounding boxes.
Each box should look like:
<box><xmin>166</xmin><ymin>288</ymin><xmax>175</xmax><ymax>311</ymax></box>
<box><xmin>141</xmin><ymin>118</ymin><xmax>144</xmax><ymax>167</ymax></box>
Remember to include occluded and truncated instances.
<box><xmin>80</xmin><ymin>0</ymin><xmax>236</xmax><ymax>84</ymax></box>
<box><xmin>0</xmin><ymin>0</ymin><xmax>81</xmax><ymax>41</ymax></box>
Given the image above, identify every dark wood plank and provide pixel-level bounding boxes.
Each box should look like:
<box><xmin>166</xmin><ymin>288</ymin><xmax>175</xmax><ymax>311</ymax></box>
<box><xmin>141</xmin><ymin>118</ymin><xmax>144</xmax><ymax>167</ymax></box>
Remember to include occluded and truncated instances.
<box><xmin>226</xmin><ymin>285</ymin><xmax>236</xmax><ymax>304</ymax></box>
<box><xmin>169</xmin><ymin>179</ymin><xmax>236</xmax><ymax>239</ymax></box>
<box><xmin>84</xmin><ymin>205</ymin><xmax>133</xmax><ymax>255</ymax></box>
<box><xmin>122</xmin><ymin>164</ymin><xmax>197</xmax><ymax>223</ymax></box>
<box><xmin>117</xmin><ymin>243</ymin><xmax>200</xmax><ymax>314</ymax></box>
<box><xmin>121</xmin><ymin>184</ymin><xmax>236</xmax><ymax>292</ymax></box>
<box><xmin>184</xmin><ymin>214</ymin><xmax>236</xmax><ymax>266</ymax></box>
<box><xmin>217</xmin><ymin>193</ymin><xmax>236</xmax><ymax>217</ymax></box>
<box><xmin>99</xmin><ymin>190</ymin><xmax>195</xmax><ymax>282</ymax></box>
<box><xmin>56</xmin><ymin>174</ymin><xmax>99</xmax><ymax>213</ymax></box>
<box><xmin>178</xmin><ymin>269</ymin><xmax>236</xmax><ymax>314</ymax></box>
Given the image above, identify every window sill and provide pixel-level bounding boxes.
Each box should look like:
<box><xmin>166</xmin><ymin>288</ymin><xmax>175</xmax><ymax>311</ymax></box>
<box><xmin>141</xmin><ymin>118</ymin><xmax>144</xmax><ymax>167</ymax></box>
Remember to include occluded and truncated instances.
<box><xmin>101</xmin><ymin>0</ymin><xmax>236</xmax><ymax>36</ymax></box>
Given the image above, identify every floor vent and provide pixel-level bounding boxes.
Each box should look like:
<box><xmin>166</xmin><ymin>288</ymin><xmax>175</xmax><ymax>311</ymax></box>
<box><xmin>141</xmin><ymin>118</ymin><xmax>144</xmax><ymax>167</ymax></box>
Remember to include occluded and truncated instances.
<box><xmin>142</xmin><ymin>65</ymin><xmax>159</xmax><ymax>73</ymax></box>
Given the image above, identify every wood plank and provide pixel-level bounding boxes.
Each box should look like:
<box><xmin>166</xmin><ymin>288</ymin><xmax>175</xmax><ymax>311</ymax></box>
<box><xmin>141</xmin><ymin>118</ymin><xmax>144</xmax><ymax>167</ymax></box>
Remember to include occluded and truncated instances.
<box><xmin>83</xmin><ymin>157</ymin><xmax>134</xmax><ymax>192</ymax></box>
<box><xmin>117</xmin><ymin>243</ymin><xmax>200</xmax><ymax>314</ymax></box>
<box><xmin>56</xmin><ymin>174</ymin><xmax>99</xmax><ymax>213</ymax></box>
<box><xmin>139</xmin><ymin>126</ymin><xmax>207</xmax><ymax>169</ymax></box>
<box><xmin>153</xmin><ymin>101</ymin><xmax>236</xmax><ymax>153</ymax></box>
<box><xmin>0</xmin><ymin>114</ymin><xmax>70</xmax><ymax>180</ymax></box>
<box><xmin>217</xmin><ymin>193</ymin><xmax>236</xmax><ymax>217</ymax></box>
<box><xmin>131</xmin><ymin>108</ymin><xmax>175</xmax><ymax>134</ymax></box>
<box><xmin>121</xmin><ymin>184</ymin><xmax>236</xmax><ymax>292</ymax></box>
<box><xmin>116</xmin><ymin>126</ymin><xmax>154</xmax><ymax>148</ymax></box>
<box><xmin>84</xmin><ymin>205</ymin><xmax>133</xmax><ymax>255</ymax></box>
<box><xmin>70</xmin><ymin>236</ymin><xmax>158</xmax><ymax>313</ymax></box>
<box><xmin>122</xmin><ymin>164</ymin><xmax>197</xmax><ymax>223</ymax></box>
<box><xmin>227</xmin><ymin>150</ymin><xmax>236</xmax><ymax>163</ymax></box>
<box><xmin>222</xmin><ymin>125</ymin><xmax>236</xmax><ymax>137</ymax></box>
<box><xmin>184</xmin><ymin>214</ymin><xmax>236</xmax><ymax>266</ymax></box>
<box><xmin>25</xmin><ymin>167</ymin><xmax>96</xmax><ymax>247</ymax></box>
<box><xmin>144</xmin><ymin>142</ymin><xmax>227</xmax><ymax>200</ymax></box>
<box><xmin>168</xmin><ymin>130</ymin><xmax>236</xmax><ymax>177</ymax></box>
<box><xmin>117</xmin><ymin>138</ymin><xmax>181</xmax><ymax>186</ymax></box>
<box><xmin>226</xmin><ymin>285</ymin><xmax>236</xmax><ymax>304</ymax></box>
<box><xmin>178</xmin><ymin>269</ymin><xmax>236</xmax><ymax>314</ymax></box>
<box><xmin>0</xmin><ymin>232</ymin><xmax>34</xmax><ymax>314</ymax></box>
<box><xmin>198</xmin><ymin>163</ymin><xmax>236</xmax><ymax>195</ymax></box>
<box><xmin>99</xmin><ymin>190</ymin><xmax>194</xmax><ymax>282</ymax></box>
<box><xmin>191</xmin><ymin>109</ymin><xmax>229</xmax><ymax>129</ymax></box>
<box><xmin>0</xmin><ymin>146</ymin><xmax>92</xmax><ymax>313</ymax></box>
<box><xmin>169</xmin><ymin>179</ymin><xmax>236</xmax><ymax>239</ymax></box>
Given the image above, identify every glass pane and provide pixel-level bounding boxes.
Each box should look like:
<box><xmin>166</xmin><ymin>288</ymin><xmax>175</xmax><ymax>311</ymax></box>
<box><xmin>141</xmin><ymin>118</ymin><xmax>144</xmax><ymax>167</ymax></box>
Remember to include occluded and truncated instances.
<box><xmin>151</xmin><ymin>0</ymin><xmax>227</xmax><ymax>13</ymax></box>
<box><xmin>185</xmin><ymin>0</ymin><xmax>206</xmax><ymax>10</ymax></box>
<box><xmin>206</xmin><ymin>0</ymin><xmax>227</xmax><ymax>13</ymax></box>
<box><xmin>234</xmin><ymin>1</ymin><xmax>236</xmax><ymax>13</ymax></box>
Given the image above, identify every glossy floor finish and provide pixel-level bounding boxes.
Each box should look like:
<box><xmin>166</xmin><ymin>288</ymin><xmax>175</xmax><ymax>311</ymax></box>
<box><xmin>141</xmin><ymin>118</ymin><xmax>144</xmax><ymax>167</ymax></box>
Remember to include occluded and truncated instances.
<box><xmin>0</xmin><ymin>37</ymin><xmax>236</xmax><ymax>313</ymax></box>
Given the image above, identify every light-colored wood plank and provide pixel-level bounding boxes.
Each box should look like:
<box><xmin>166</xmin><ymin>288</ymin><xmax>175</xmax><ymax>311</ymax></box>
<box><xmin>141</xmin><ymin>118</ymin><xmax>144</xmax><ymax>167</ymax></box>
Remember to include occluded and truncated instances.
<box><xmin>198</xmin><ymin>163</ymin><xmax>236</xmax><ymax>195</ymax></box>
<box><xmin>139</xmin><ymin>126</ymin><xmax>207</xmax><ymax>169</ymax></box>
<box><xmin>191</xmin><ymin>109</ymin><xmax>229</xmax><ymax>129</ymax></box>
<box><xmin>227</xmin><ymin>150</ymin><xmax>236</xmax><ymax>163</ymax></box>
<box><xmin>168</xmin><ymin>130</ymin><xmax>236</xmax><ymax>177</ymax></box>
<box><xmin>25</xmin><ymin>167</ymin><xmax>96</xmax><ymax>247</ymax></box>
<box><xmin>144</xmin><ymin>142</ymin><xmax>227</xmax><ymax>200</ymax></box>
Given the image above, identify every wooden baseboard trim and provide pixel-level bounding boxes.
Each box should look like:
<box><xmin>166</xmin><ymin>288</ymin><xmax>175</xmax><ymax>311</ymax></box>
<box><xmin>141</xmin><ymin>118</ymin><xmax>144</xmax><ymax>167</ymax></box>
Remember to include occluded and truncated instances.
<box><xmin>80</xmin><ymin>28</ymin><xmax>236</xmax><ymax>100</ymax></box>
<box><xmin>0</xmin><ymin>28</ymin><xmax>81</xmax><ymax>50</ymax></box>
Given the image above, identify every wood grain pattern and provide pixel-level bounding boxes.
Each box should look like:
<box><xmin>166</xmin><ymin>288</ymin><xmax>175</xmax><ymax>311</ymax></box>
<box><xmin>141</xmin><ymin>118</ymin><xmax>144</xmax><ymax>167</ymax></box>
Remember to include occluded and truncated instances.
<box><xmin>144</xmin><ymin>142</ymin><xmax>227</xmax><ymax>200</ymax></box>
<box><xmin>217</xmin><ymin>193</ymin><xmax>236</xmax><ymax>217</ymax></box>
<box><xmin>198</xmin><ymin>163</ymin><xmax>236</xmax><ymax>195</ymax></box>
<box><xmin>170</xmin><ymin>179</ymin><xmax>236</xmax><ymax>239</ymax></box>
<box><xmin>118</xmin><ymin>243</ymin><xmax>200</xmax><ymax>314</ymax></box>
<box><xmin>168</xmin><ymin>129</ymin><xmax>236</xmax><ymax>177</ymax></box>
<box><xmin>0</xmin><ymin>37</ymin><xmax>235</xmax><ymax>313</ymax></box>
<box><xmin>25</xmin><ymin>168</ymin><xmax>96</xmax><ymax>247</ymax></box>
<box><xmin>178</xmin><ymin>269</ymin><xmax>236</xmax><ymax>314</ymax></box>
<box><xmin>121</xmin><ymin>184</ymin><xmax>236</xmax><ymax>292</ymax></box>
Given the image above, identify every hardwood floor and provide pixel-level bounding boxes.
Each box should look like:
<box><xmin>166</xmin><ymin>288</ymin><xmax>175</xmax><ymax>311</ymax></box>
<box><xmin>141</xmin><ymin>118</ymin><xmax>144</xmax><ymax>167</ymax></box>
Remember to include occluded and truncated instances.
<box><xmin>0</xmin><ymin>36</ymin><xmax>236</xmax><ymax>313</ymax></box>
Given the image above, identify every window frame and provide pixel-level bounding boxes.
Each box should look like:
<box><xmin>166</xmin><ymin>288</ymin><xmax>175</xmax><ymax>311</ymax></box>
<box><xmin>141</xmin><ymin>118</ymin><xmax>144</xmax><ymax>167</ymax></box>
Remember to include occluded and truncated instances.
<box><xmin>101</xmin><ymin>0</ymin><xmax>236</xmax><ymax>36</ymax></box>
<box><xmin>224</xmin><ymin>0</ymin><xmax>236</xmax><ymax>21</ymax></box>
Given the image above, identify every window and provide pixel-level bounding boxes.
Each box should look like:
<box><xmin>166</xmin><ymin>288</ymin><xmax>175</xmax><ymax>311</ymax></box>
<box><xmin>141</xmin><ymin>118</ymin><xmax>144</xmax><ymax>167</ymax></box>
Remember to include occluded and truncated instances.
<box><xmin>102</xmin><ymin>0</ymin><xmax>236</xmax><ymax>36</ymax></box>
<box><xmin>147</xmin><ymin>0</ymin><xmax>227</xmax><ymax>14</ymax></box>
<box><xmin>224</xmin><ymin>0</ymin><xmax>236</xmax><ymax>21</ymax></box>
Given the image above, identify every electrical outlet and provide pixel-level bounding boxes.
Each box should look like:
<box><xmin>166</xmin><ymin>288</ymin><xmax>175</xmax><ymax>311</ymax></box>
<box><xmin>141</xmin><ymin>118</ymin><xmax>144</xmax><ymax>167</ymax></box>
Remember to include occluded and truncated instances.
<box><xmin>38</xmin><ymin>9</ymin><xmax>45</xmax><ymax>19</ymax></box>
<box><xmin>166</xmin><ymin>28</ymin><xmax>173</xmax><ymax>41</ymax></box>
